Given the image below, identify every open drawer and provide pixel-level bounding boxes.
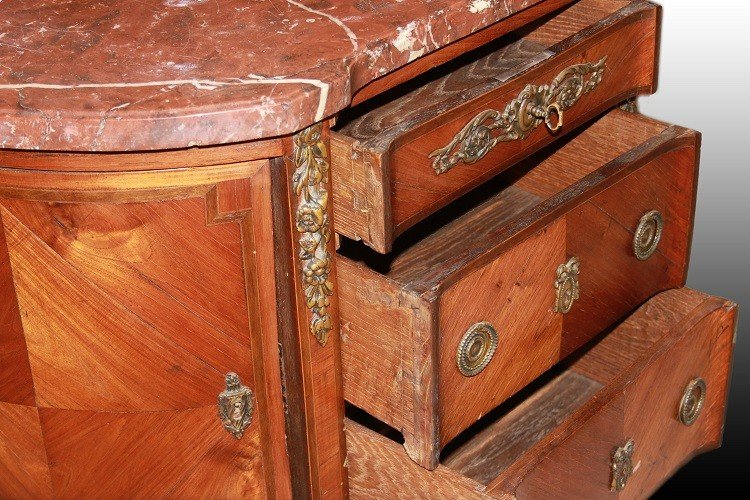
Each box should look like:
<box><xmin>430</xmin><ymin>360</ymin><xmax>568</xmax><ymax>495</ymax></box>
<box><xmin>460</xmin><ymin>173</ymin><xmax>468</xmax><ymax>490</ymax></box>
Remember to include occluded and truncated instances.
<box><xmin>331</xmin><ymin>0</ymin><xmax>661</xmax><ymax>252</ymax></box>
<box><xmin>338</xmin><ymin>110</ymin><xmax>699</xmax><ymax>468</ymax></box>
<box><xmin>346</xmin><ymin>288</ymin><xmax>738</xmax><ymax>498</ymax></box>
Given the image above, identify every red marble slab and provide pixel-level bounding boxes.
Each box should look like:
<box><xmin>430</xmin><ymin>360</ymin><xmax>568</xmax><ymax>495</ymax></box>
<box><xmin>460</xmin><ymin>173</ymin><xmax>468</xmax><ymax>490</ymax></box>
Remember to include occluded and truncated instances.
<box><xmin>0</xmin><ymin>0</ymin><xmax>548</xmax><ymax>152</ymax></box>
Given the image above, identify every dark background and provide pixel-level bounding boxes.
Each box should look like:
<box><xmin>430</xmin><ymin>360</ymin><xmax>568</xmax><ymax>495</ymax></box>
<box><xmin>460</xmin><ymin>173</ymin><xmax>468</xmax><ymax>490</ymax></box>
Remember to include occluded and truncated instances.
<box><xmin>641</xmin><ymin>1</ymin><xmax>749</xmax><ymax>495</ymax></box>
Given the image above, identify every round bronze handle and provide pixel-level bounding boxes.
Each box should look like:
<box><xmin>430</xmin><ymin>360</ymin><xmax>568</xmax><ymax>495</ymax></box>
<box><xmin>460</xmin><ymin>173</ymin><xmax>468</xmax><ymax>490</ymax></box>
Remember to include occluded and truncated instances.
<box><xmin>679</xmin><ymin>377</ymin><xmax>706</xmax><ymax>426</ymax></box>
<box><xmin>456</xmin><ymin>322</ymin><xmax>499</xmax><ymax>377</ymax></box>
<box><xmin>633</xmin><ymin>210</ymin><xmax>664</xmax><ymax>260</ymax></box>
<box><xmin>218</xmin><ymin>372</ymin><xmax>255</xmax><ymax>439</ymax></box>
<box><xmin>544</xmin><ymin>102</ymin><xmax>564</xmax><ymax>132</ymax></box>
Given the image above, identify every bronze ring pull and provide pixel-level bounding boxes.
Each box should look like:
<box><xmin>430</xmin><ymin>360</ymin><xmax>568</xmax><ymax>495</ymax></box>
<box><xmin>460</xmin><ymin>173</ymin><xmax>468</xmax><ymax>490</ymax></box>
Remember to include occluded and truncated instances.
<box><xmin>679</xmin><ymin>377</ymin><xmax>707</xmax><ymax>426</ymax></box>
<box><xmin>456</xmin><ymin>322</ymin><xmax>499</xmax><ymax>377</ymax></box>
<box><xmin>529</xmin><ymin>101</ymin><xmax>563</xmax><ymax>133</ymax></box>
<box><xmin>633</xmin><ymin>210</ymin><xmax>664</xmax><ymax>260</ymax></box>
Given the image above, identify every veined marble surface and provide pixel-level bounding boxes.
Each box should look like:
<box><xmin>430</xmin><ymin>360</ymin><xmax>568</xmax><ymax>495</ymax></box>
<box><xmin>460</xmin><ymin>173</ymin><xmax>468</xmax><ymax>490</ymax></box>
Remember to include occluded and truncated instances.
<box><xmin>0</xmin><ymin>0</ymin><xmax>547</xmax><ymax>151</ymax></box>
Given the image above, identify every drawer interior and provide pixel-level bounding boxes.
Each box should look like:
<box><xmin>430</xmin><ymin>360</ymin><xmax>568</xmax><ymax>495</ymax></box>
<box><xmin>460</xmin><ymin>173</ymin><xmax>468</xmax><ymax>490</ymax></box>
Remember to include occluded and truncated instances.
<box><xmin>338</xmin><ymin>109</ymin><xmax>669</xmax><ymax>287</ymax></box>
<box><xmin>441</xmin><ymin>368</ymin><xmax>601</xmax><ymax>484</ymax></box>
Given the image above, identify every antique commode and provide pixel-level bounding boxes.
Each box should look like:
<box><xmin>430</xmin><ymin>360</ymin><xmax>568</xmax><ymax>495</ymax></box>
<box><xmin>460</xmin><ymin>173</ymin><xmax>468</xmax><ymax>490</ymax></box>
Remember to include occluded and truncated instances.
<box><xmin>0</xmin><ymin>0</ymin><xmax>737</xmax><ymax>498</ymax></box>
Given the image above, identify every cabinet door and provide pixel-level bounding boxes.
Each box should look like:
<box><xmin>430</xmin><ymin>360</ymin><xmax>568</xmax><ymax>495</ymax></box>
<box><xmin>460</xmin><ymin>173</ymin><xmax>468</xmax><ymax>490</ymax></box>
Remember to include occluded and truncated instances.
<box><xmin>0</xmin><ymin>160</ymin><xmax>290</xmax><ymax>498</ymax></box>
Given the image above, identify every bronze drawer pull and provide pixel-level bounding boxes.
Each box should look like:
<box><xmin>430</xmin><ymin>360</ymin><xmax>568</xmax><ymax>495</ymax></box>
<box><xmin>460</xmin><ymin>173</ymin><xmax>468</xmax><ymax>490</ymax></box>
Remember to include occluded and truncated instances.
<box><xmin>679</xmin><ymin>377</ymin><xmax>707</xmax><ymax>426</ymax></box>
<box><xmin>429</xmin><ymin>57</ymin><xmax>607</xmax><ymax>174</ymax></box>
<box><xmin>633</xmin><ymin>210</ymin><xmax>664</xmax><ymax>260</ymax></box>
<box><xmin>554</xmin><ymin>257</ymin><xmax>580</xmax><ymax>314</ymax></box>
<box><xmin>218</xmin><ymin>372</ymin><xmax>255</xmax><ymax>439</ymax></box>
<box><xmin>611</xmin><ymin>439</ymin><xmax>635</xmax><ymax>491</ymax></box>
<box><xmin>456</xmin><ymin>322</ymin><xmax>499</xmax><ymax>377</ymax></box>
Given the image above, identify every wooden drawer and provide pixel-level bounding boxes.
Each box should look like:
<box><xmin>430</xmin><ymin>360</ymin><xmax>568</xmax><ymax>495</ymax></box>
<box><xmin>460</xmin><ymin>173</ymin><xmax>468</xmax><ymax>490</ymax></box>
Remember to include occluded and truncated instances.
<box><xmin>347</xmin><ymin>288</ymin><xmax>738</xmax><ymax>498</ymax></box>
<box><xmin>339</xmin><ymin>110</ymin><xmax>699</xmax><ymax>469</ymax></box>
<box><xmin>332</xmin><ymin>0</ymin><xmax>661</xmax><ymax>253</ymax></box>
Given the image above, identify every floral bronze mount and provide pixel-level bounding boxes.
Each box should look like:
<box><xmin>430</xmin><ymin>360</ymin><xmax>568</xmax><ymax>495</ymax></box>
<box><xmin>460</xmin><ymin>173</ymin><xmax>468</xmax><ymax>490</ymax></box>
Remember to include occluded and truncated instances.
<box><xmin>292</xmin><ymin>124</ymin><xmax>335</xmax><ymax>346</ymax></box>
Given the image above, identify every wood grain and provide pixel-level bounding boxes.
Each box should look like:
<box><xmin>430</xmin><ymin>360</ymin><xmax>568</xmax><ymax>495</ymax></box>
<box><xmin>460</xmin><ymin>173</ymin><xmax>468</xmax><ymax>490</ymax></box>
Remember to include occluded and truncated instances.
<box><xmin>40</xmin><ymin>406</ymin><xmax>265</xmax><ymax>498</ymax></box>
<box><xmin>0</xmin><ymin>215</ymin><xmax>35</xmax><ymax>406</ymax></box>
<box><xmin>0</xmin><ymin>159</ymin><xmax>266</xmax><ymax>203</ymax></box>
<box><xmin>345</xmin><ymin>420</ymin><xmax>497</xmax><ymax>500</ymax></box>
<box><xmin>333</xmin><ymin>0</ymin><xmax>660</xmax><ymax>252</ymax></box>
<box><xmin>2</xmin><ymin>199</ymin><xmax>252</xmax><ymax>411</ymax></box>
<box><xmin>563</xmin><ymin>144</ymin><xmax>698</xmax><ymax>355</ymax></box>
<box><xmin>0</xmin><ymin>137</ymin><xmax>282</xmax><ymax>172</ymax></box>
<box><xmin>0</xmin><ymin>403</ymin><xmax>53</xmax><ymax>498</ymax></box>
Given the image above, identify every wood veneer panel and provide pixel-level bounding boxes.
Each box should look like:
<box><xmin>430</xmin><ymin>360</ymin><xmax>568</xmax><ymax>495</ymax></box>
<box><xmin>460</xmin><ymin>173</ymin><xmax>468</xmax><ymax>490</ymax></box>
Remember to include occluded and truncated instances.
<box><xmin>0</xmin><ymin>214</ymin><xmax>35</xmax><ymax>406</ymax></box>
<box><xmin>0</xmin><ymin>152</ymin><xmax>301</xmax><ymax>498</ymax></box>
<box><xmin>0</xmin><ymin>402</ymin><xmax>52</xmax><ymax>498</ymax></box>
<box><xmin>2</xmin><ymin>197</ymin><xmax>251</xmax><ymax>342</ymax></box>
<box><xmin>39</xmin><ymin>407</ymin><xmax>264</xmax><ymax>498</ymax></box>
<box><xmin>1</xmin><ymin>202</ymin><xmax>253</xmax><ymax>411</ymax></box>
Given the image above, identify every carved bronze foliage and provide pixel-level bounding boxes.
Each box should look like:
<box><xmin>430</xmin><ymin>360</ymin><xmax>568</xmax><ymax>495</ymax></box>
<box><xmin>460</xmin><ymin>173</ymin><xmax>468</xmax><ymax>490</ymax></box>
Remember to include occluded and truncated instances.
<box><xmin>292</xmin><ymin>124</ymin><xmax>334</xmax><ymax>346</ymax></box>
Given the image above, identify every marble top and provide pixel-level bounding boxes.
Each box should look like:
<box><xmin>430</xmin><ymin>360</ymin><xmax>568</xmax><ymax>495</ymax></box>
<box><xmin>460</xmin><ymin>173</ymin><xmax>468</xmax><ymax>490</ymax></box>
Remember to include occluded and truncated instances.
<box><xmin>0</xmin><ymin>0</ymin><xmax>545</xmax><ymax>152</ymax></box>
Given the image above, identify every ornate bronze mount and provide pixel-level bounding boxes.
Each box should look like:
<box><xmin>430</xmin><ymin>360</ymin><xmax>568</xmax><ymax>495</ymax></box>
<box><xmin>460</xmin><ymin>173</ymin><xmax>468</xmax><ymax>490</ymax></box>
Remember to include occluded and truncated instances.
<box><xmin>218</xmin><ymin>372</ymin><xmax>255</xmax><ymax>439</ymax></box>
<box><xmin>456</xmin><ymin>322</ymin><xmax>499</xmax><ymax>377</ymax></box>
<box><xmin>620</xmin><ymin>98</ymin><xmax>639</xmax><ymax>113</ymax></box>
<box><xmin>292</xmin><ymin>124</ymin><xmax>335</xmax><ymax>346</ymax></box>
<box><xmin>611</xmin><ymin>439</ymin><xmax>635</xmax><ymax>492</ymax></box>
<box><xmin>633</xmin><ymin>210</ymin><xmax>664</xmax><ymax>261</ymax></box>
<box><xmin>429</xmin><ymin>57</ymin><xmax>607</xmax><ymax>174</ymax></box>
<box><xmin>554</xmin><ymin>257</ymin><xmax>580</xmax><ymax>314</ymax></box>
<box><xmin>679</xmin><ymin>377</ymin><xmax>707</xmax><ymax>426</ymax></box>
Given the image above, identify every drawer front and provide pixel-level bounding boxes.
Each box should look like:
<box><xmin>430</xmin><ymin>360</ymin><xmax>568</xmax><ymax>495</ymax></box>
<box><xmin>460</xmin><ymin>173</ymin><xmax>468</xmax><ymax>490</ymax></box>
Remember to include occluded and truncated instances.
<box><xmin>438</xmin><ymin>219</ymin><xmax>565</xmax><ymax>444</ymax></box>
<box><xmin>333</xmin><ymin>0</ymin><xmax>660</xmax><ymax>253</ymax></box>
<box><xmin>510</xmin><ymin>291</ymin><xmax>736</xmax><ymax>499</ymax></box>
<box><xmin>563</xmin><ymin>145</ymin><xmax>697</xmax><ymax>355</ymax></box>
<box><xmin>621</xmin><ymin>305</ymin><xmax>734</xmax><ymax>497</ymax></box>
